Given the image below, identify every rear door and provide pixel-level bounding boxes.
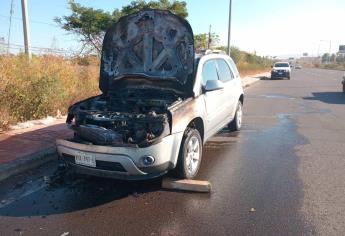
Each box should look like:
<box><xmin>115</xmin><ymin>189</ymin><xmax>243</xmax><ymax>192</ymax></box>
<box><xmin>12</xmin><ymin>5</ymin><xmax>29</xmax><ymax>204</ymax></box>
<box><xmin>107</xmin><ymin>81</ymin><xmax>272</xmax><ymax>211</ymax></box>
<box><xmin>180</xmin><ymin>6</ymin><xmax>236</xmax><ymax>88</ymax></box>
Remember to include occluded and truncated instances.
<box><xmin>215</xmin><ymin>59</ymin><xmax>236</xmax><ymax>120</ymax></box>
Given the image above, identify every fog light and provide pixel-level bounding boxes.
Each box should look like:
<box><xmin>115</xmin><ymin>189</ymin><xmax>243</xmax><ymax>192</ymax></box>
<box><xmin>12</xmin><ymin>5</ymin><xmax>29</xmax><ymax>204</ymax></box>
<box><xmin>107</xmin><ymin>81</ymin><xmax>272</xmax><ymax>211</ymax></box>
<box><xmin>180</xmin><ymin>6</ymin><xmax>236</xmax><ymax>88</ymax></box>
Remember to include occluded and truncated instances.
<box><xmin>142</xmin><ymin>156</ymin><xmax>155</xmax><ymax>166</ymax></box>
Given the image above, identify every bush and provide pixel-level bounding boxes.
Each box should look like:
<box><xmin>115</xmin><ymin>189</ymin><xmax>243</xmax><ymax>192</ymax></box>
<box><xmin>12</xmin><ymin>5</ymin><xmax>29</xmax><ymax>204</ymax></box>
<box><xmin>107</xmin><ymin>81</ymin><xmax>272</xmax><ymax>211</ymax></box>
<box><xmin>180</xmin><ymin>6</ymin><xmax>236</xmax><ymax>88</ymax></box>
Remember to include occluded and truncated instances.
<box><xmin>0</xmin><ymin>55</ymin><xmax>99</xmax><ymax>130</ymax></box>
<box><xmin>215</xmin><ymin>46</ymin><xmax>272</xmax><ymax>76</ymax></box>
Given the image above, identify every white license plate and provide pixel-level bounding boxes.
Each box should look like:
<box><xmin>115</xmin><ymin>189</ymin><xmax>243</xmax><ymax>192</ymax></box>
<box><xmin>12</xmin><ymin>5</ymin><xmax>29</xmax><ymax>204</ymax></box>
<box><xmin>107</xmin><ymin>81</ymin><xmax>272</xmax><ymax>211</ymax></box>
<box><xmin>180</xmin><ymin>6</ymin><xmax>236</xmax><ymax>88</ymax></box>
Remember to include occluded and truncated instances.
<box><xmin>75</xmin><ymin>151</ymin><xmax>96</xmax><ymax>167</ymax></box>
<box><xmin>278</xmin><ymin>72</ymin><xmax>283</xmax><ymax>75</ymax></box>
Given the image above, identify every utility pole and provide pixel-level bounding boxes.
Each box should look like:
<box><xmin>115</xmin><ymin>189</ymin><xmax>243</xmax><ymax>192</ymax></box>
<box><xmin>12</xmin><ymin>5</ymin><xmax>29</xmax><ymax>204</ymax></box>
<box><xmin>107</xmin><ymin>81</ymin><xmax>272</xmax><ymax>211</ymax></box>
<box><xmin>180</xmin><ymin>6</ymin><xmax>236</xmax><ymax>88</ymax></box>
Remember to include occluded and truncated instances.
<box><xmin>328</xmin><ymin>40</ymin><xmax>332</xmax><ymax>63</ymax></box>
<box><xmin>227</xmin><ymin>0</ymin><xmax>232</xmax><ymax>56</ymax></box>
<box><xmin>7</xmin><ymin>0</ymin><xmax>14</xmax><ymax>54</ymax></box>
<box><xmin>21</xmin><ymin>0</ymin><xmax>32</xmax><ymax>60</ymax></box>
<box><xmin>207</xmin><ymin>24</ymin><xmax>212</xmax><ymax>50</ymax></box>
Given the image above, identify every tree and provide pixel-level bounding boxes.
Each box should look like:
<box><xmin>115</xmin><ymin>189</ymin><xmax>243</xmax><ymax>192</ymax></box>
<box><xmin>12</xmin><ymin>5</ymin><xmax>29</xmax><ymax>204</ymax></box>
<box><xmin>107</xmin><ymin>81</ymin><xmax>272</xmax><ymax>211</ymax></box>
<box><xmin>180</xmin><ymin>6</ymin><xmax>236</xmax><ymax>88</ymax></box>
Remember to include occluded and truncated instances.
<box><xmin>336</xmin><ymin>54</ymin><xmax>345</xmax><ymax>63</ymax></box>
<box><xmin>194</xmin><ymin>33</ymin><xmax>207</xmax><ymax>50</ymax></box>
<box><xmin>194</xmin><ymin>33</ymin><xmax>220</xmax><ymax>50</ymax></box>
<box><xmin>55</xmin><ymin>0</ymin><xmax>188</xmax><ymax>55</ymax></box>
<box><xmin>321</xmin><ymin>53</ymin><xmax>330</xmax><ymax>63</ymax></box>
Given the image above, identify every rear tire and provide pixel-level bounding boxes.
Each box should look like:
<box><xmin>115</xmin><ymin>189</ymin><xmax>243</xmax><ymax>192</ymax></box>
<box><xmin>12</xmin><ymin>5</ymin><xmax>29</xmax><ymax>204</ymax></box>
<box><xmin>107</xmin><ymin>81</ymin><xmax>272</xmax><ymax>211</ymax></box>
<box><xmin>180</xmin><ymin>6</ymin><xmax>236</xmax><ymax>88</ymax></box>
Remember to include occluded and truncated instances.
<box><xmin>175</xmin><ymin>128</ymin><xmax>202</xmax><ymax>179</ymax></box>
<box><xmin>229</xmin><ymin>101</ymin><xmax>243</xmax><ymax>131</ymax></box>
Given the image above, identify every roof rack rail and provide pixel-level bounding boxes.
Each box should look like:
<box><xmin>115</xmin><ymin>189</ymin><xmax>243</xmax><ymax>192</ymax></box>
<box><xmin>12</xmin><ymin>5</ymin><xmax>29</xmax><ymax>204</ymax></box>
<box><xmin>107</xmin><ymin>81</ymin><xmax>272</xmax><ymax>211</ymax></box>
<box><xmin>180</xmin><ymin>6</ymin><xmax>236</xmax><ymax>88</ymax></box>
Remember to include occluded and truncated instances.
<box><xmin>204</xmin><ymin>49</ymin><xmax>226</xmax><ymax>55</ymax></box>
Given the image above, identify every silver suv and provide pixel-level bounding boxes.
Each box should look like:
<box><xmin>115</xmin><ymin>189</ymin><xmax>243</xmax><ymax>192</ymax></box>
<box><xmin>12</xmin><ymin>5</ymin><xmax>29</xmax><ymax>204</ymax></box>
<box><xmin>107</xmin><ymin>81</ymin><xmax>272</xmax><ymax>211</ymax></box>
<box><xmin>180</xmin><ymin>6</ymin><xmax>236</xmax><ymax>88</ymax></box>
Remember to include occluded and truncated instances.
<box><xmin>56</xmin><ymin>9</ymin><xmax>244</xmax><ymax>180</ymax></box>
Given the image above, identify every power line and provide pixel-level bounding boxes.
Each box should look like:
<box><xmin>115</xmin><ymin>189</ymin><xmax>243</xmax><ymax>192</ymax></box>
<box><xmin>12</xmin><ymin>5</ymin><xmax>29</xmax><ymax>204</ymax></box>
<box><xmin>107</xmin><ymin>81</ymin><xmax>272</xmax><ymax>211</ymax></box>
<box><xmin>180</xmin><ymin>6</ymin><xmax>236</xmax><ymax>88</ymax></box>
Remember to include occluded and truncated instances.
<box><xmin>0</xmin><ymin>14</ymin><xmax>59</xmax><ymax>28</ymax></box>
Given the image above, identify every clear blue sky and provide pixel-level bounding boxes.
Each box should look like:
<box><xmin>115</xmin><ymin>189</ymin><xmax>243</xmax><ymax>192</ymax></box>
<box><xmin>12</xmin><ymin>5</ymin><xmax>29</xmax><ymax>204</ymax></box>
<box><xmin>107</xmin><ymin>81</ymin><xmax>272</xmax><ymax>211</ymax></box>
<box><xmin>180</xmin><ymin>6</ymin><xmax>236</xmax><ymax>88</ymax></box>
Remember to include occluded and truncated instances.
<box><xmin>0</xmin><ymin>0</ymin><xmax>344</xmax><ymax>57</ymax></box>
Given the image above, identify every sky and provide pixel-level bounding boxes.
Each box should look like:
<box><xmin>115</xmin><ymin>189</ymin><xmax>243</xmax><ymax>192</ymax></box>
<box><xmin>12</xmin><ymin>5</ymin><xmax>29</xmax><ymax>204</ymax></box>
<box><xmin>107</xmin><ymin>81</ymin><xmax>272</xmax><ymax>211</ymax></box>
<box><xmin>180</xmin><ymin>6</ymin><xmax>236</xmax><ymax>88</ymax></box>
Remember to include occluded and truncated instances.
<box><xmin>0</xmin><ymin>0</ymin><xmax>344</xmax><ymax>58</ymax></box>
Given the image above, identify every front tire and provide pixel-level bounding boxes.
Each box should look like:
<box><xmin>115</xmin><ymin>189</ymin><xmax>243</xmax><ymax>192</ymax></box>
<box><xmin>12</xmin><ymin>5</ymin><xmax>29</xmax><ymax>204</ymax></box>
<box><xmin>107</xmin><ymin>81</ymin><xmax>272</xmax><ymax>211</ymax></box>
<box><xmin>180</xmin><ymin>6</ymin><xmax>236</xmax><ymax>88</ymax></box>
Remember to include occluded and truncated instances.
<box><xmin>175</xmin><ymin>128</ymin><xmax>202</xmax><ymax>179</ymax></box>
<box><xmin>229</xmin><ymin>101</ymin><xmax>243</xmax><ymax>131</ymax></box>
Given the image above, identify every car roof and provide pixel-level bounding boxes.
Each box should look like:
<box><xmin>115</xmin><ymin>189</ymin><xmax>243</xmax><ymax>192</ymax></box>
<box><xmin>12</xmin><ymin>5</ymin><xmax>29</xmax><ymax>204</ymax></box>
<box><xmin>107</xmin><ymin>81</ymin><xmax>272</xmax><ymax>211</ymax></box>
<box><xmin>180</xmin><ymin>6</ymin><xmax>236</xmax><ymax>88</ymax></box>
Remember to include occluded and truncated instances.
<box><xmin>197</xmin><ymin>53</ymin><xmax>232</xmax><ymax>61</ymax></box>
<box><xmin>274</xmin><ymin>62</ymin><xmax>290</xmax><ymax>64</ymax></box>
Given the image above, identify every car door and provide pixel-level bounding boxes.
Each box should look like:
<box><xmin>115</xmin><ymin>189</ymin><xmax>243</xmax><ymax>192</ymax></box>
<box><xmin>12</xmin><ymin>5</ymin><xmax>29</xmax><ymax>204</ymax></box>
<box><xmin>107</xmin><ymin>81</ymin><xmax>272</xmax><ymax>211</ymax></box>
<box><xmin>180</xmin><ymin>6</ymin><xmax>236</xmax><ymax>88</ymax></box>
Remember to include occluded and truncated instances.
<box><xmin>215</xmin><ymin>59</ymin><xmax>236</xmax><ymax>122</ymax></box>
<box><xmin>201</xmin><ymin>59</ymin><xmax>227</xmax><ymax>135</ymax></box>
<box><xmin>226</xmin><ymin>58</ymin><xmax>242</xmax><ymax>116</ymax></box>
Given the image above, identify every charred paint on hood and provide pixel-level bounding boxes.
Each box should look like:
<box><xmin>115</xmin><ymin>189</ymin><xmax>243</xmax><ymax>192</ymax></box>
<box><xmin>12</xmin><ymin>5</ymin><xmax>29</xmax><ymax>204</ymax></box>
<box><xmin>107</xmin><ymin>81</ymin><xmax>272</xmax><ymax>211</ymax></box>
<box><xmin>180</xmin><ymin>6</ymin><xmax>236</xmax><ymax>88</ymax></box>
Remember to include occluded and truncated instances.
<box><xmin>99</xmin><ymin>9</ymin><xmax>195</xmax><ymax>95</ymax></box>
<box><xmin>65</xmin><ymin>9</ymin><xmax>199</xmax><ymax>147</ymax></box>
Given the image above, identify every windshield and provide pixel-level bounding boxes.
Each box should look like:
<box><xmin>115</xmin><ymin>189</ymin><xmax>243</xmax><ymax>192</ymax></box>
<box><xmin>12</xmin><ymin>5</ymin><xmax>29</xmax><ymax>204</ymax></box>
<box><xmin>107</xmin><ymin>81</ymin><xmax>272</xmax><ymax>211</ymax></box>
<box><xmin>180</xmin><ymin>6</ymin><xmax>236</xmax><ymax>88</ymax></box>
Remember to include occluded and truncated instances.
<box><xmin>274</xmin><ymin>63</ymin><xmax>290</xmax><ymax>67</ymax></box>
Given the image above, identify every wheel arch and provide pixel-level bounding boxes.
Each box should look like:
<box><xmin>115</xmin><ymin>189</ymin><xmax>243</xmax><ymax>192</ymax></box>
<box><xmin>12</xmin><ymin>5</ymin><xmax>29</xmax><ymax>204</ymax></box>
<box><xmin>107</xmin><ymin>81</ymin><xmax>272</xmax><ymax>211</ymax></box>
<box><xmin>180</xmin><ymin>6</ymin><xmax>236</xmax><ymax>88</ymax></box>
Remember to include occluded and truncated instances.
<box><xmin>239</xmin><ymin>94</ymin><xmax>244</xmax><ymax>105</ymax></box>
<box><xmin>186</xmin><ymin>117</ymin><xmax>205</xmax><ymax>143</ymax></box>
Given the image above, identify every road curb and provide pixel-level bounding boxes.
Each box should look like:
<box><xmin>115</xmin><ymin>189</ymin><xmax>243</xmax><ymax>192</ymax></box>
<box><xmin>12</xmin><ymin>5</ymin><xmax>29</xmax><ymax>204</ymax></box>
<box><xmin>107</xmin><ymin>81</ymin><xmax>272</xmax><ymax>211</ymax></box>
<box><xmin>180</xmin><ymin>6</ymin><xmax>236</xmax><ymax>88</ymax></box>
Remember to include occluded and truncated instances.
<box><xmin>242</xmin><ymin>78</ymin><xmax>260</xmax><ymax>89</ymax></box>
<box><xmin>0</xmin><ymin>146</ymin><xmax>57</xmax><ymax>182</ymax></box>
<box><xmin>242</xmin><ymin>72</ymin><xmax>270</xmax><ymax>89</ymax></box>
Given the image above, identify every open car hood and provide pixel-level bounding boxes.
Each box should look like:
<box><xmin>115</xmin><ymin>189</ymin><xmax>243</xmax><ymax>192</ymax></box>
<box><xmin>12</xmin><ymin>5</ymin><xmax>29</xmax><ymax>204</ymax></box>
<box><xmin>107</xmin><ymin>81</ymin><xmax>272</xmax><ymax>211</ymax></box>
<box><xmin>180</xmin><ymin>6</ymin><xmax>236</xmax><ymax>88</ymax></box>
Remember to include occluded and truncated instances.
<box><xmin>99</xmin><ymin>9</ymin><xmax>195</xmax><ymax>96</ymax></box>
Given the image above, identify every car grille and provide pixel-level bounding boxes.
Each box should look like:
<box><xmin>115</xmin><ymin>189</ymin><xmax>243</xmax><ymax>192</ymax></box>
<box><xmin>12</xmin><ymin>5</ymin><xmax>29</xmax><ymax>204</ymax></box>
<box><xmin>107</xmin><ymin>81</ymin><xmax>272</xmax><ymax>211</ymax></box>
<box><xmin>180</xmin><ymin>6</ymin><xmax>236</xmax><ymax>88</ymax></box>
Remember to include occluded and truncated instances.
<box><xmin>62</xmin><ymin>153</ymin><xmax>127</xmax><ymax>172</ymax></box>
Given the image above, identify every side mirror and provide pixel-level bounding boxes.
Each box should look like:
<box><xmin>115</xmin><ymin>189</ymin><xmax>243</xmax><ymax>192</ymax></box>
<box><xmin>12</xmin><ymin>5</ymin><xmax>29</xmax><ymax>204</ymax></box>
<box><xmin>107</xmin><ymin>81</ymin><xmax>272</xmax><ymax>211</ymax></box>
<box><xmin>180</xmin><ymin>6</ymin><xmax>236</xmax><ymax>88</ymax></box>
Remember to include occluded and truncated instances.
<box><xmin>204</xmin><ymin>80</ymin><xmax>224</xmax><ymax>92</ymax></box>
<box><xmin>271</xmin><ymin>65</ymin><xmax>273</xmax><ymax>68</ymax></box>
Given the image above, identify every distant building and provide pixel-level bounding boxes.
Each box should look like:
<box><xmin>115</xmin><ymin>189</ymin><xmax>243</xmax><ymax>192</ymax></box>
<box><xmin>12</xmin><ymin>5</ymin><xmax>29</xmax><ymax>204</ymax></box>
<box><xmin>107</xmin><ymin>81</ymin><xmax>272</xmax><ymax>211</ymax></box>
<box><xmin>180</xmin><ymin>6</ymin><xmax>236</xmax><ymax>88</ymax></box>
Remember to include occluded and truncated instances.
<box><xmin>337</xmin><ymin>45</ymin><xmax>345</xmax><ymax>56</ymax></box>
<box><xmin>298</xmin><ymin>56</ymin><xmax>321</xmax><ymax>66</ymax></box>
<box><xmin>0</xmin><ymin>37</ymin><xmax>6</xmax><ymax>55</ymax></box>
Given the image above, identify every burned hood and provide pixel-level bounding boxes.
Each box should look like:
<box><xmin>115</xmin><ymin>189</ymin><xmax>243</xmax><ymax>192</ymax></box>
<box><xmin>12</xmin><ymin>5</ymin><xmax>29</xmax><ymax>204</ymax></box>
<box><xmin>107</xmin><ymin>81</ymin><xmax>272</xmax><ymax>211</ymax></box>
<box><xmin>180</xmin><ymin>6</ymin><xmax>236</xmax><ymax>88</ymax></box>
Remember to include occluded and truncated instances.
<box><xmin>99</xmin><ymin>9</ymin><xmax>195</xmax><ymax>95</ymax></box>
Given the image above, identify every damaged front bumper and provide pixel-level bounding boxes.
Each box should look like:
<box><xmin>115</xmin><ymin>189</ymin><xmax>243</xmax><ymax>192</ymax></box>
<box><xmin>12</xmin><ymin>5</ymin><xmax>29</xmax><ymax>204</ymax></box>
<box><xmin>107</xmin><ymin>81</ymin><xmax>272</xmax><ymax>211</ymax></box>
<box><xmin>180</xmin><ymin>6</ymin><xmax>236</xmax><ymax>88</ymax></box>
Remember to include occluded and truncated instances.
<box><xmin>56</xmin><ymin>132</ymin><xmax>183</xmax><ymax>180</ymax></box>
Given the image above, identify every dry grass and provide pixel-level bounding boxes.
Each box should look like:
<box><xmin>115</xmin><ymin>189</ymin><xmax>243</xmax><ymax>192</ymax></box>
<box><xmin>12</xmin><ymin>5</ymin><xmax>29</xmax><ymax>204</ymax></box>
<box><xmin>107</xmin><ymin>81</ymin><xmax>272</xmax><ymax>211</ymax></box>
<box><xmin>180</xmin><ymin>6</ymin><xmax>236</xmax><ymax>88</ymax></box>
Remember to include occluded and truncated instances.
<box><xmin>0</xmin><ymin>55</ymin><xmax>99</xmax><ymax>130</ymax></box>
<box><xmin>238</xmin><ymin>63</ymin><xmax>270</xmax><ymax>77</ymax></box>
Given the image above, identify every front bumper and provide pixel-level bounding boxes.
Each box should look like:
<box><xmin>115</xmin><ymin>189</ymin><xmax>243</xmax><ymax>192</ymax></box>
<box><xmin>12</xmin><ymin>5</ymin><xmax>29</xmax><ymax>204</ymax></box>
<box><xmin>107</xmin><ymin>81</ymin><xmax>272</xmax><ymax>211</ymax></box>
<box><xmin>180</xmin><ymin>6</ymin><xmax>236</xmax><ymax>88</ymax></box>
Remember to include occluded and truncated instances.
<box><xmin>56</xmin><ymin>132</ymin><xmax>183</xmax><ymax>180</ymax></box>
<box><xmin>271</xmin><ymin>71</ymin><xmax>290</xmax><ymax>78</ymax></box>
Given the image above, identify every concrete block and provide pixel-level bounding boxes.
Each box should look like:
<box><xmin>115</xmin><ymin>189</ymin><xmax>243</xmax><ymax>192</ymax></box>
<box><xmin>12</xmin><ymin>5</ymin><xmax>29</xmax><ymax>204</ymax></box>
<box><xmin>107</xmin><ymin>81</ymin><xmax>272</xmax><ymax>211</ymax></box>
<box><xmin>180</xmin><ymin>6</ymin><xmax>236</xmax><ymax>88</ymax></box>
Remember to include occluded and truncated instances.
<box><xmin>162</xmin><ymin>178</ymin><xmax>212</xmax><ymax>193</ymax></box>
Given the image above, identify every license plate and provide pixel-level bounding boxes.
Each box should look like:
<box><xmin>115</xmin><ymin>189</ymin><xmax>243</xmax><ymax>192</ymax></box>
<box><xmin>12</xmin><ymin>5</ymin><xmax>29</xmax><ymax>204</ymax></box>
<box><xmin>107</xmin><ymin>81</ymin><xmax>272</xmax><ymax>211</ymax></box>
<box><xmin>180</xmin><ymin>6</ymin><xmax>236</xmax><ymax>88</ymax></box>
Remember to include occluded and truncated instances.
<box><xmin>278</xmin><ymin>72</ymin><xmax>283</xmax><ymax>75</ymax></box>
<box><xmin>75</xmin><ymin>151</ymin><xmax>96</xmax><ymax>167</ymax></box>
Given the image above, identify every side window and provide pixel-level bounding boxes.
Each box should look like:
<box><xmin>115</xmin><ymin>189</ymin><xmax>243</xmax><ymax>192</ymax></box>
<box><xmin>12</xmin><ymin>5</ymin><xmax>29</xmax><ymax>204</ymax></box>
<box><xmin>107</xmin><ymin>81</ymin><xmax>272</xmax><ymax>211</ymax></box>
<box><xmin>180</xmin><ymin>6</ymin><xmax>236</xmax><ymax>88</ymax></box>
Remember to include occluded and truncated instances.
<box><xmin>227</xmin><ymin>58</ymin><xmax>240</xmax><ymax>78</ymax></box>
<box><xmin>216</xmin><ymin>59</ymin><xmax>234</xmax><ymax>82</ymax></box>
<box><xmin>201</xmin><ymin>60</ymin><xmax>218</xmax><ymax>86</ymax></box>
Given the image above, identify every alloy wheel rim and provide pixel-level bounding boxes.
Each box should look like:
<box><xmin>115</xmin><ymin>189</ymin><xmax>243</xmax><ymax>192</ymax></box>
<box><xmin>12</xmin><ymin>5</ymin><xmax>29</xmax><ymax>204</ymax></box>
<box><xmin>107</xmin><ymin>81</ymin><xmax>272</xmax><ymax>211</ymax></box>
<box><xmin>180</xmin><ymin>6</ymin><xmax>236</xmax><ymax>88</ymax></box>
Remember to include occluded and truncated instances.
<box><xmin>186</xmin><ymin>136</ymin><xmax>200</xmax><ymax>176</ymax></box>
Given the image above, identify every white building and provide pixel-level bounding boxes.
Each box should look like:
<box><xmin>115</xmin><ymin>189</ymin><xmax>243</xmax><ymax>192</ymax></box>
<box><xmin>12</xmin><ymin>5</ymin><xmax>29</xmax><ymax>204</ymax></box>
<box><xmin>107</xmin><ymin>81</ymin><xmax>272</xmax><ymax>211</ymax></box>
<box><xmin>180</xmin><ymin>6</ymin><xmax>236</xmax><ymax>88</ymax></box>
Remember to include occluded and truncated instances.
<box><xmin>0</xmin><ymin>37</ymin><xmax>6</xmax><ymax>55</ymax></box>
<box><xmin>337</xmin><ymin>45</ymin><xmax>345</xmax><ymax>56</ymax></box>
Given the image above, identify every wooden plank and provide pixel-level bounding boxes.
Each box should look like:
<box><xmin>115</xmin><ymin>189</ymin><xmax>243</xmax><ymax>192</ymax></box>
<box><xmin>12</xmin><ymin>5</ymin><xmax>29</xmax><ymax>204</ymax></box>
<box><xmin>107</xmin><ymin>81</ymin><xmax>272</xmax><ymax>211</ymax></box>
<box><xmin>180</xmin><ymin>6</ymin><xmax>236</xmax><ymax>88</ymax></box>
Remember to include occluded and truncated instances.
<box><xmin>162</xmin><ymin>178</ymin><xmax>212</xmax><ymax>193</ymax></box>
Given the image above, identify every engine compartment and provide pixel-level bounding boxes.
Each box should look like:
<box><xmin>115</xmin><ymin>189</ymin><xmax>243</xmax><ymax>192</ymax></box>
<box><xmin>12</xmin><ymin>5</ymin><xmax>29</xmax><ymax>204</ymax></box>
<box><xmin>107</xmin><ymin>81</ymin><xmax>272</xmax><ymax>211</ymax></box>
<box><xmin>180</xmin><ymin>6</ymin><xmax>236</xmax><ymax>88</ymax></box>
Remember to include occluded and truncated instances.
<box><xmin>67</xmin><ymin>86</ymin><xmax>182</xmax><ymax>147</ymax></box>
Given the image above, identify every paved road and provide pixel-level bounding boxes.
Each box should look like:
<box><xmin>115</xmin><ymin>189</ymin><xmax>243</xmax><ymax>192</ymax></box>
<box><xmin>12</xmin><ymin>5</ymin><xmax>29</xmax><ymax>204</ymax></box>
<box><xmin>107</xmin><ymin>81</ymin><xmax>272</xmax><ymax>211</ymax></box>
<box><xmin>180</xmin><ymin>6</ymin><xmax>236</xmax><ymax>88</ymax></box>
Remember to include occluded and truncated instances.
<box><xmin>0</xmin><ymin>68</ymin><xmax>344</xmax><ymax>236</ymax></box>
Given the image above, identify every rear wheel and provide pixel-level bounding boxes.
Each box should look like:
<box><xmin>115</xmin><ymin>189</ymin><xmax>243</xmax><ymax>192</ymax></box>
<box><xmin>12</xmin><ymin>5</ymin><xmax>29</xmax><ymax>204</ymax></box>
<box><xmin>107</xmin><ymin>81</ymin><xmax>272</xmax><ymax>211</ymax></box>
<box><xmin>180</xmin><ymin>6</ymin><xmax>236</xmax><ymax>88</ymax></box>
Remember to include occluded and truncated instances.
<box><xmin>229</xmin><ymin>101</ymin><xmax>243</xmax><ymax>131</ymax></box>
<box><xmin>175</xmin><ymin>128</ymin><xmax>202</xmax><ymax>179</ymax></box>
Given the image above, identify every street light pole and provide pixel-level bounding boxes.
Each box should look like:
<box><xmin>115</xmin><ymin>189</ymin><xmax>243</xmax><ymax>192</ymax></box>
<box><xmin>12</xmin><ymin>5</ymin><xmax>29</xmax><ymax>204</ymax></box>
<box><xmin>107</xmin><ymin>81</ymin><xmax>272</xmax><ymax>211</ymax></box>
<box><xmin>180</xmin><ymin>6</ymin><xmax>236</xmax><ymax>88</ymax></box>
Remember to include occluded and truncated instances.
<box><xmin>21</xmin><ymin>0</ymin><xmax>32</xmax><ymax>60</ymax></box>
<box><xmin>227</xmin><ymin>0</ymin><xmax>232</xmax><ymax>56</ymax></box>
<box><xmin>328</xmin><ymin>40</ymin><xmax>332</xmax><ymax>63</ymax></box>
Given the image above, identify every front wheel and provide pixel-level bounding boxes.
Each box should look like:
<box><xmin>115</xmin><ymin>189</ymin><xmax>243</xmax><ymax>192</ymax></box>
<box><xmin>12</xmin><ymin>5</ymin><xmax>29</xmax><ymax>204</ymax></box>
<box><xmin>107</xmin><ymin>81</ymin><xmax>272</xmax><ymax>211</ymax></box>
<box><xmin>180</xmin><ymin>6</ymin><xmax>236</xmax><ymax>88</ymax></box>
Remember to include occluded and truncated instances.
<box><xmin>175</xmin><ymin>128</ymin><xmax>202</xmax><ymax>179</ymax></box>
<box><xmin>229</xmin><ymin>101</ymin><xmax>243</xmax><ymax>131</ymax></box>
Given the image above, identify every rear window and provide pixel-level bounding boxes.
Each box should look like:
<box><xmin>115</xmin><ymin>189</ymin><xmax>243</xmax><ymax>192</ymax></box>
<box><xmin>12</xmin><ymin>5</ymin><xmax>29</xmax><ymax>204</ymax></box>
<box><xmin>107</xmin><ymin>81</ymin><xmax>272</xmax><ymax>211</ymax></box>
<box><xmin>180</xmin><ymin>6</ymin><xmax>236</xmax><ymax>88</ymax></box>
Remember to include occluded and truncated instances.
<box><xmin>216</xmin><ymin>59</ymin><xmax>234</xmax><ymax>82</ymax></box>
<box><xmin>227</xmin><ymin>58</ymin><xmax>240</xmax><ymax>78</ymax></box>
<box><xmin>274</xmin><ymin>63</ymin><xmax>290</xmax><ymax>67</ymax></box>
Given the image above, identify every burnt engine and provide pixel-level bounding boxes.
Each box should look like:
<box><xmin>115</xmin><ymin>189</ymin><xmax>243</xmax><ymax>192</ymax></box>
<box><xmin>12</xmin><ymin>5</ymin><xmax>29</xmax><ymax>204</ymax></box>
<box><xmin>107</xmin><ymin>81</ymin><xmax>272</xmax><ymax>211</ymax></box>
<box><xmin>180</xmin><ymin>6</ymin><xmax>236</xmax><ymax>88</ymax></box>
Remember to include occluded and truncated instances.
<box><xmin>67</xmin><ymin>88</ymin><xmax>180</xmax><ymax>147</ymax></box>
